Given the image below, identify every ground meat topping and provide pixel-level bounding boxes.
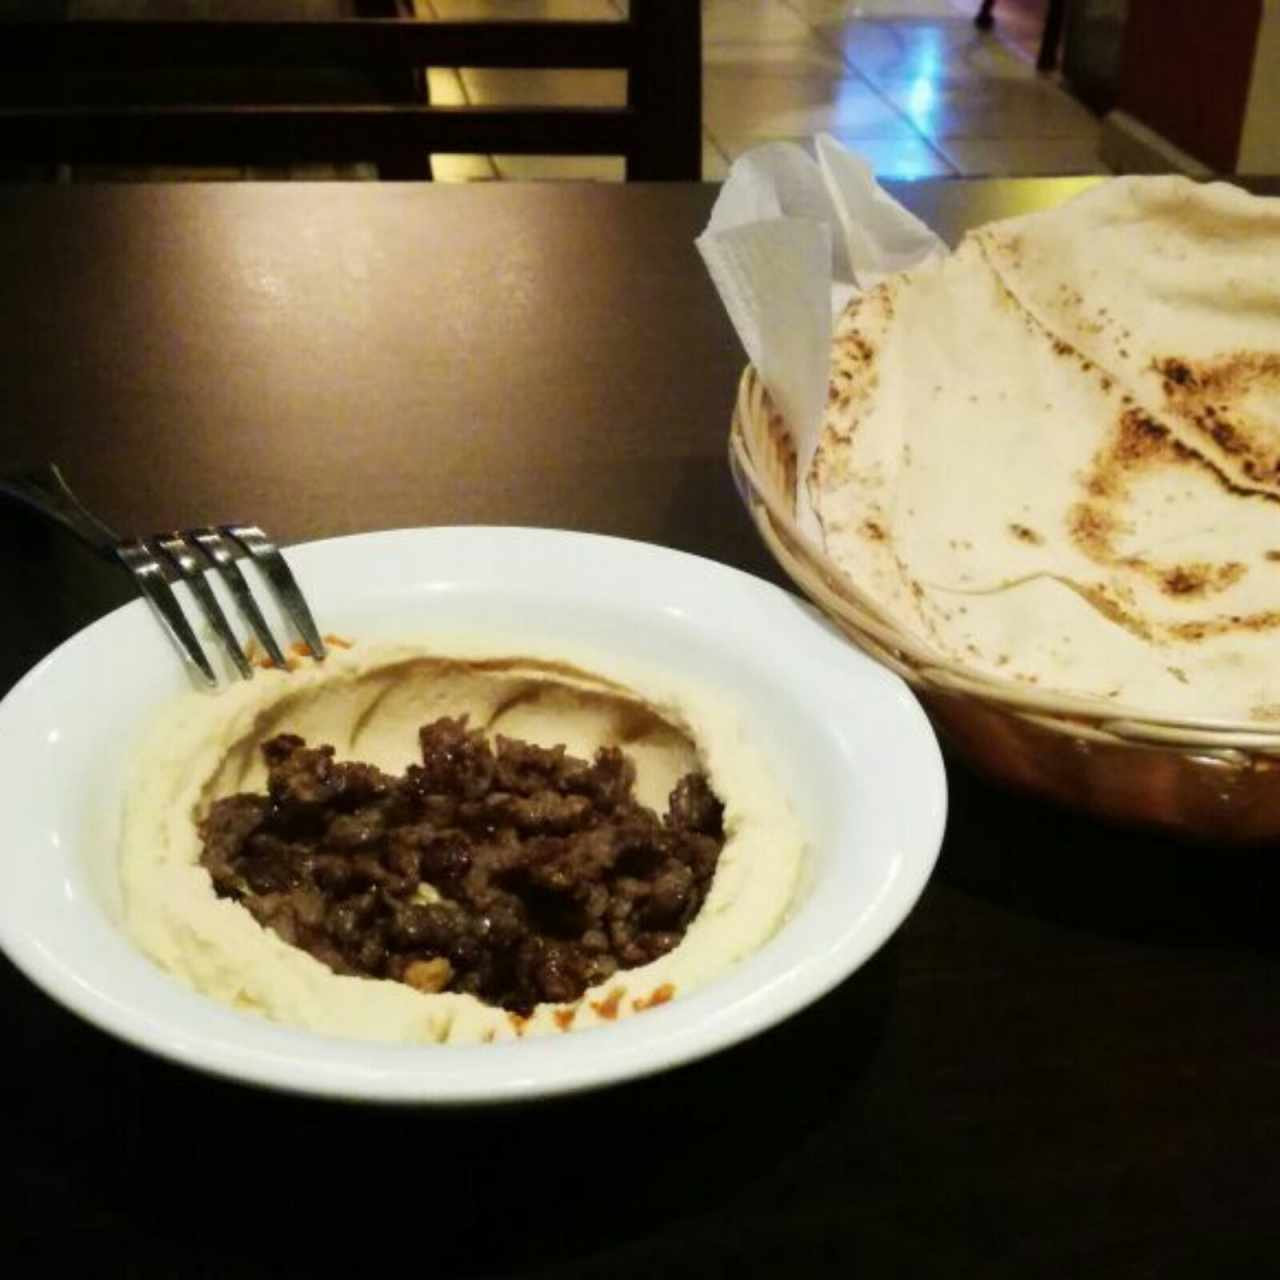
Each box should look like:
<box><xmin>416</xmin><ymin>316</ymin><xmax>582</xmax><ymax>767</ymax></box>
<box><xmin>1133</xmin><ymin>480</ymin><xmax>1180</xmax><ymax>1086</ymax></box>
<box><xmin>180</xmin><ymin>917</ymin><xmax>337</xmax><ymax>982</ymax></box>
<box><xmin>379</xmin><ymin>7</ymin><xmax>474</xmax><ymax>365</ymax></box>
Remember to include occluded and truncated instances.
<box><xmin>198</xmin><ymin>716</ymin><xmax>725</xmax><ymax>1015</ymax></box>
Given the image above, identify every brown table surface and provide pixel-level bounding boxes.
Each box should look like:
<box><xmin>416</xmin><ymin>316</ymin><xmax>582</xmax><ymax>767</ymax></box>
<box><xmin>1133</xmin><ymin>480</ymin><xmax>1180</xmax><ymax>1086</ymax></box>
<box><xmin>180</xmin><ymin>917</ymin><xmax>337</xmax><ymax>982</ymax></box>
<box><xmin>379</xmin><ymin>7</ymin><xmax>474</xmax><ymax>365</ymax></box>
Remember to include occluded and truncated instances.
<box><xmin>1</xmin><ymin>178</ymin><xmax>1277</xmax><ymax>1279</ymax></box>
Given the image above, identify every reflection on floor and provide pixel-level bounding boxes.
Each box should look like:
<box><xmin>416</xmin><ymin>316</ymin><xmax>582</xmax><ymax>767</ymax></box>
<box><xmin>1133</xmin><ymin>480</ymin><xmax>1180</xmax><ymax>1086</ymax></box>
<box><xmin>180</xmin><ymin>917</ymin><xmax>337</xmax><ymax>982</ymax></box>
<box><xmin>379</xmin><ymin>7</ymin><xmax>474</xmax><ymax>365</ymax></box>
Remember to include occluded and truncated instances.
<box><xmin>416</xmin><ymin>0</ymin><xmax>1104</xmax><ymax>182</ymax></box>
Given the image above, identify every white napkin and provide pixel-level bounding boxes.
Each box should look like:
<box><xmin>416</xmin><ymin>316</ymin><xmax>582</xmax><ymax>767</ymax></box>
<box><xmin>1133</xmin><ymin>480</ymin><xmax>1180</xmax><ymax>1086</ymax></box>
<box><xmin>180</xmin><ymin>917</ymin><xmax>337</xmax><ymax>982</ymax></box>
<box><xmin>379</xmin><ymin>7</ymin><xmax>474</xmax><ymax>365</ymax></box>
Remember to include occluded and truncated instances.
<box><xmin>697</xmin><ymin>135</ymin><xmax>945</xmax><ymax>499</ymax></box>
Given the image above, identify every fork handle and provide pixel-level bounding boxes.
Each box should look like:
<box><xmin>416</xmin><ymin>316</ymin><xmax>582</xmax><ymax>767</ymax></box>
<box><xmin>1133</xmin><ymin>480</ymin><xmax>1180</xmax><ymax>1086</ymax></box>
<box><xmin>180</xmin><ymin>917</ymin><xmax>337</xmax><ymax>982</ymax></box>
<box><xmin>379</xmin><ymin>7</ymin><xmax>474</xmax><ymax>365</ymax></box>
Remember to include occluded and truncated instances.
<box><xmin>0</xmin><ymin>463</ymin><xmax>121</xmax><ymax>560</ymax></box>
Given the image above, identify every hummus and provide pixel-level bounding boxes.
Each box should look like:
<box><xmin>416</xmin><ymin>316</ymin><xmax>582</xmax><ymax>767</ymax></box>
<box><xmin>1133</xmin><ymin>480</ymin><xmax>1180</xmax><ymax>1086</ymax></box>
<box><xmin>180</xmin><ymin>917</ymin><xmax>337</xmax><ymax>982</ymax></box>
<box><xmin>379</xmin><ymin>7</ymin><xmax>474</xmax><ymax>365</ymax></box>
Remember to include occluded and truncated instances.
<box><xmin>120</xmin><ymin>640</ymin><xmax>806</xmax><ymax>1044</ymax></box>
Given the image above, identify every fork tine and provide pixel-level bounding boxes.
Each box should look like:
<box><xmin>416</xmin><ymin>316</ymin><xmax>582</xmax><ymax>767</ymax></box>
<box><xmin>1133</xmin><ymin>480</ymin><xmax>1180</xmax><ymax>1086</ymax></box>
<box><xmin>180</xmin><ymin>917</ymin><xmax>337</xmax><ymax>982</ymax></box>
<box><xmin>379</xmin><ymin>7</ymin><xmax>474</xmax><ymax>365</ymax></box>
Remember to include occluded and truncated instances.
<box><xmin>116</xmin><ymin>540</ymin><xmax>218</xmax><ymax>687</ymax></box>
<box><xmin>189</xmin><ymin>527</ymin><xmax>287</xmax><ymax>669</ymax></box>
<box><xmin>223</xmin><ymin>524</ymin><xmax>327</xmax><ymax>662</ymax></box>
<box><xmin>156</xmin><ymin>534</ymin><xmax>253</xmax><ymax>680</ymax></box>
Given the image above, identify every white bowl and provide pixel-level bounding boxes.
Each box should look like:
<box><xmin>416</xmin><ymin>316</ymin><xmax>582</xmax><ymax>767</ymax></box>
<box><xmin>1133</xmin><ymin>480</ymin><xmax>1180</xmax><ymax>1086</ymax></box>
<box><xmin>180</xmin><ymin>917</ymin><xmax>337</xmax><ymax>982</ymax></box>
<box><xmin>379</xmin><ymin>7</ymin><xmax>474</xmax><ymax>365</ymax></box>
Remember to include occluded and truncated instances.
<box><xmin>0</xmin><ymin>527</ymin><xmax>945</xmax><ymax>1104</ymax></box>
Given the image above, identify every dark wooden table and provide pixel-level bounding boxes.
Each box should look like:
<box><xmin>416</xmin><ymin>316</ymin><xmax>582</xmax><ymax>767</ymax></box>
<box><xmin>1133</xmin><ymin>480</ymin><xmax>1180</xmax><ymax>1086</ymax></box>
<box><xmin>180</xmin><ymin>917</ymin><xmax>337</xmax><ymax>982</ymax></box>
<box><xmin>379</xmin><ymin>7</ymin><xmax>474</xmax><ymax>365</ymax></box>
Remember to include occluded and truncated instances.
<box><xmin>1</xmin><ymin>179</ymin><xmax>1277</xmax><ymax>1279</ymax></box>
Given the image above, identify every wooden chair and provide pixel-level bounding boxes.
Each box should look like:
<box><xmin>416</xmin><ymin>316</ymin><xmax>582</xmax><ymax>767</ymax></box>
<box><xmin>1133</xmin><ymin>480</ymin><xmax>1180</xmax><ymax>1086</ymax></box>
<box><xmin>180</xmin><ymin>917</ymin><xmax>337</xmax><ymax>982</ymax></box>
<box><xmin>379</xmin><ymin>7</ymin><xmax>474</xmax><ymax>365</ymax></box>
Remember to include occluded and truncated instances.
<box><xmin>976</xmin><ymin>0</ymin><xmax>1068</xmax><ymax>73</ymax></box>
<box><xmin>0</xmin><ymin>0</ymin><xmax>701</xmax><ymax>181</ymax></box>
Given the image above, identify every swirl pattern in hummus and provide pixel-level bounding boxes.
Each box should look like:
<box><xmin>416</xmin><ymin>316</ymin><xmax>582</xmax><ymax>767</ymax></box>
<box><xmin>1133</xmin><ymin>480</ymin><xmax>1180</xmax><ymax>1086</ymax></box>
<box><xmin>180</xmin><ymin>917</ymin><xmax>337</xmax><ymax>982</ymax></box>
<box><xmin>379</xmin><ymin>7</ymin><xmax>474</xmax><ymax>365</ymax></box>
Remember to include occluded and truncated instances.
<box><xmin>121</xmin><ymin>643</ymin><xmax>805</xmax><ymax>1044</ymax></box>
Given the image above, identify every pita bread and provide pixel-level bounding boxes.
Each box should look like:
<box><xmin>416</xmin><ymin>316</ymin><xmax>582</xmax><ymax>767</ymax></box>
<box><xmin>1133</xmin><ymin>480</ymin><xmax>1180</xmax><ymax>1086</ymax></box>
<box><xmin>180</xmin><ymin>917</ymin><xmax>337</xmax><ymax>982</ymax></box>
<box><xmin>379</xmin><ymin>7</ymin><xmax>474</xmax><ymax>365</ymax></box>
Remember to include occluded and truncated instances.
<box><xmin>809</xmin><ymin>177</ymin><xmax>1280</xmax><ymax>723</ymax></box>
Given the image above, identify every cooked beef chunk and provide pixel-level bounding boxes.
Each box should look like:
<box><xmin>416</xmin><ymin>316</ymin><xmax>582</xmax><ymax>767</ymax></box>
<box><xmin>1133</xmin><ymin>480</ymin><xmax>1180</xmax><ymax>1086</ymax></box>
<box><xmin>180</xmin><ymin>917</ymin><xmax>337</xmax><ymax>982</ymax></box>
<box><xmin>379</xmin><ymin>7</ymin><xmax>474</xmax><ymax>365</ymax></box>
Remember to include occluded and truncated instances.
<box><xmin>667</xmin><ymin>772</ymin><xmax>725</xmax><ymax>836</ymax></box>
<box><xmin>197</xmin><ymin>718</ymin><xmax>726</xmax><ymax>1015</ymax></box>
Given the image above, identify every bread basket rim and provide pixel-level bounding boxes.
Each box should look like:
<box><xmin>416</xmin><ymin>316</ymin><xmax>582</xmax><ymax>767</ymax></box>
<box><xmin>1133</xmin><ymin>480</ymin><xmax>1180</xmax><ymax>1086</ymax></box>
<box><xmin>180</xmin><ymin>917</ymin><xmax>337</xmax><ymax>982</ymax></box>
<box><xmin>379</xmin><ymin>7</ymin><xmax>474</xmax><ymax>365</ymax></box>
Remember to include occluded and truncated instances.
<box><xmin>730</xmin><ymin>363</ymin><xmax>1280</xmax><ymax>755</ymax></box>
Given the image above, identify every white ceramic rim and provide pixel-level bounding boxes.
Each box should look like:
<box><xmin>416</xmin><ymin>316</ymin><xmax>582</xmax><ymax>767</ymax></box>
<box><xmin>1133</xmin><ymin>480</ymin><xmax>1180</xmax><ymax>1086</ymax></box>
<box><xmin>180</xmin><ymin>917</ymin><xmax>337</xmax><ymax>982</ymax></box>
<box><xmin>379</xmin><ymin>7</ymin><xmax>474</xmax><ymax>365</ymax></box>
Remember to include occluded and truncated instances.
<box><xmin>0</xmin><ymin>527</ymin><xmax>946</xmax><ymax>1104</ymax></box>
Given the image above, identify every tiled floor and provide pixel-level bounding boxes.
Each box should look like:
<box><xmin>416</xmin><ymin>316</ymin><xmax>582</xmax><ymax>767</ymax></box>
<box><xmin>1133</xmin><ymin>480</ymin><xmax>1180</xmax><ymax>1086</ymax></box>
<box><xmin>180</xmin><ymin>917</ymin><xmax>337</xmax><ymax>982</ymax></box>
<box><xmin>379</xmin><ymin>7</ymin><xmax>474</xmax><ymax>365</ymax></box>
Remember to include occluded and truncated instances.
<box><xmin>415</xmin><ymin>0</ymin><xmax>1104</xmax><ymax>181</ymax></box>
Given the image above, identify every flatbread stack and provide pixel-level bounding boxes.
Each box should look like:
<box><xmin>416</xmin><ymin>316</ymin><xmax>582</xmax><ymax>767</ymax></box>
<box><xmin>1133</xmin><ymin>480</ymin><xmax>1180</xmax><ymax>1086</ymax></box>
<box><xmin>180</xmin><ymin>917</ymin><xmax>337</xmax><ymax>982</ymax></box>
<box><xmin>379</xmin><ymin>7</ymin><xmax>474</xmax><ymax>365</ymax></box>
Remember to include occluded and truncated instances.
<box><xmin>809</xmin><ymin>176</ymin><xmax>1280</xmax><ymax>724</ymax></box>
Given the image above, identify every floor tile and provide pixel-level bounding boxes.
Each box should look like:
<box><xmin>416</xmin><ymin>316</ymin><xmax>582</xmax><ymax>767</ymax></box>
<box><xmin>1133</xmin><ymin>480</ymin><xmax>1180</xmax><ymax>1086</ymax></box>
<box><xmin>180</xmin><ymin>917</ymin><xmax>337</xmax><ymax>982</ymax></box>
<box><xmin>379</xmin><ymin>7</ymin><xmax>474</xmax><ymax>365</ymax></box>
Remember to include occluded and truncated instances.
<box><xmin>702</xmin><ymin>39</ymin><xmax>851</xmax><ymax>77</ymax></box>
<box><xmin>882</xmin><ymin>75</ymin><xmax>1098</xmax><ymax>138</ymax></box>
<box><xmin>818</xmin><ymin>18</ymin><xmax>1038</xmax><ymax>87</ymax></box>
<box><xmin>492</xmin><ymin>154</ymin><xmax>626</xmax><ymax>180</ymax></box>
<box><xmin>460</xmin><ymin>67</ymin><xmax>626</xmax><ymax>105</ymax></box>
<box><xmin>824</xmin><ymin>131</ymin><xmax>957</xmax><ymax>176</ymax></box>
<box><xmin>950</xmin><ymin>0</ymin><xmax>1047</xmax><ymax>62</ymax></box>
<box><xmin>702</xmin><ymin>133</ymin><xmax>732</xmax><ymax>180</ymax></box>
<box><xmin>428</xmin><ymin>0</ymin><xmax>620</xmax><ymax>18</ymax></box>
<box><xmin>426</xmin><ymin>67</ymin><xmax>466</xmax><ymax>105</ymax></box>
<box><xmin>491</xmin><ymin>152</ymin><xmax>627</xmax><ymax>180</ymax></box>
<box><xmin>430</xmin><ymin>153</ymin><xmax>498</xmax><ymax>181</ymax></box>
<box><xmin>784</xmin><ymin>0</ymin><xmax>962</xmax><ymax>19</ymax></box>
<box><xmin>712</xmin><ymin>130</ymin><xmax>957</xmax><ymax>179</ymax></box>
<box><xmin>702</xmin><ymin>0</ymin><xmax>814</xmax><ymax>44</ymax></box>
<box><xmin>933</xmin><ymin>135</ymin><xmax>1103</xmax><ymax>175</ymax></box>
<box><xmin>423</xmin><ymin>67</ymin><xmax>490</xmax><ymax>179</ymax></box>
<box><xmin>492</xmin><ymin>144</ymin><xmax>730</xmax><ymax>181</ymax></box>
<box><xmin>703</xmin><ymin>71</ymin><xmax>921</xmax><ymax>140</ymax></box>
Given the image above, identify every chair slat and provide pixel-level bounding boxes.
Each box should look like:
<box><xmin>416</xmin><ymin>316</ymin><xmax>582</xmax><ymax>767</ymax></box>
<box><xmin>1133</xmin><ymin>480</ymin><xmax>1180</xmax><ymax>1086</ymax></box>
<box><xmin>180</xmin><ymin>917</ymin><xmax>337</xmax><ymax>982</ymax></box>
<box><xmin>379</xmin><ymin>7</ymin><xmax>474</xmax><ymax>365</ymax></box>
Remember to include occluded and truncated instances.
<box><xmin>0</xmin><ymin>2</ymin><xmax>702</xmax><ymax>180</ymax></box>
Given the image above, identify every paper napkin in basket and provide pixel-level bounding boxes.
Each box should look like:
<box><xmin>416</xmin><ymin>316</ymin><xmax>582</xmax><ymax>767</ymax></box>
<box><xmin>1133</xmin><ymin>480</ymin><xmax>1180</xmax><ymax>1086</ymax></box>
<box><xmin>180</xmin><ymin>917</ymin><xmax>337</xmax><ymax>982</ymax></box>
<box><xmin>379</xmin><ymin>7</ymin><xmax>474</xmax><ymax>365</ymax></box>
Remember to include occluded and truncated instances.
<box><xmin>696</xmin><ymin>135</ymin><xmax>944</xmax><ymax>531</ymax></box>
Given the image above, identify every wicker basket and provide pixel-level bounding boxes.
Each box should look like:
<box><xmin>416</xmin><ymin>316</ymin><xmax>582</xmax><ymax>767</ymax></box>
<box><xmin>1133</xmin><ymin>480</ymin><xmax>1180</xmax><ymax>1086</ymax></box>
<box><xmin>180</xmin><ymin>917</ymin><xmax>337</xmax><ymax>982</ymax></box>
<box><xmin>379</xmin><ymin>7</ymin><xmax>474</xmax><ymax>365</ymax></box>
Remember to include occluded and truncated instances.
<box><xmin>730</xmin><ymin>365</ymin><xmax>1280</xmax><ymax>844</ymax></box>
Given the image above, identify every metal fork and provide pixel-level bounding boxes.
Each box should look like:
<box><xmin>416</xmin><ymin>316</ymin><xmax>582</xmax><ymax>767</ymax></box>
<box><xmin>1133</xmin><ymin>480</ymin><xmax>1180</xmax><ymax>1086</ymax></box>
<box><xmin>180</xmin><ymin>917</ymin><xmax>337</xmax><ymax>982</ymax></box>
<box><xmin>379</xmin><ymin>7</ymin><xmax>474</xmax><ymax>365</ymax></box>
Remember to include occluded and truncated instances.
<box><xmin>0</xmin><ymin>463</ymin><xmax>326</xmax><ymax>687</ymax></box>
